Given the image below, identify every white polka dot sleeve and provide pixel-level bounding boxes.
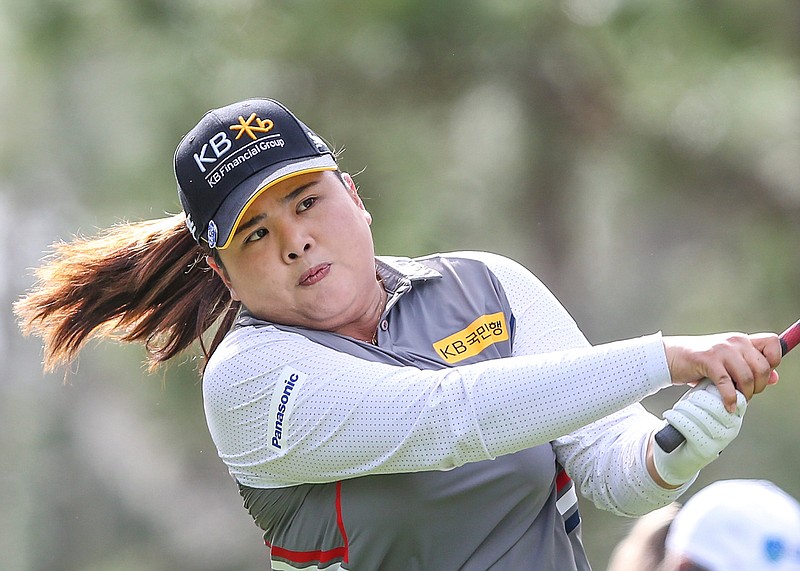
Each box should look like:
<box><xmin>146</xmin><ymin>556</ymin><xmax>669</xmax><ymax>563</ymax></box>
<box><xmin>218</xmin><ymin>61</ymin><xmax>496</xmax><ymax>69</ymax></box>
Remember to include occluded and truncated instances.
<box><xmin>461</xmin><ymin>251</ymin><xmax>692</xmax><ymax>516</ymax></box>
<box><xmin>202</xmin><ymin>256</ymin><xmax>672</xmax><ymax>489</ymax></box>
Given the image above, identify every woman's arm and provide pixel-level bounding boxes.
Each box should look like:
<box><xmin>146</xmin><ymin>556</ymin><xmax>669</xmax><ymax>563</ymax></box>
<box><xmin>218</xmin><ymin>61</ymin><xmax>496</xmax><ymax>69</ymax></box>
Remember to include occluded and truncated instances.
<box><xmin>465</xmin><ymin>251</ymin><xmax>691</xmax><ymax>514</ymax></box>
<box><xmin>204</xmin><ymin>323</ymin><xmax>670</xmax><ymax>488</ymax></box>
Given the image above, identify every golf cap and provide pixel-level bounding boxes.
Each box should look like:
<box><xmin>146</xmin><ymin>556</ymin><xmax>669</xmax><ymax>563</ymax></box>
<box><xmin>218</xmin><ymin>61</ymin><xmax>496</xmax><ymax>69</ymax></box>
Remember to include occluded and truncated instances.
<box><xmin>665</xmin><ymin>479</ymin><xmax>800</xmax><ymax>570</ymax></box>
<box><xmin>175</xmin><ymin>98</ymin><xmax>338</xmax><ymax>249</ymax></box>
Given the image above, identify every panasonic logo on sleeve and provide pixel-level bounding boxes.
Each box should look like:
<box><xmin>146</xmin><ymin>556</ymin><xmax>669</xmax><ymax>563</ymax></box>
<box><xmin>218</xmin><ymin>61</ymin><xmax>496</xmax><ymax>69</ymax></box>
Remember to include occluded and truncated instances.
<box><xmin>267</xmin><ymin>366</ymin><xmax>305</xmax><ymax>452</ymax></box>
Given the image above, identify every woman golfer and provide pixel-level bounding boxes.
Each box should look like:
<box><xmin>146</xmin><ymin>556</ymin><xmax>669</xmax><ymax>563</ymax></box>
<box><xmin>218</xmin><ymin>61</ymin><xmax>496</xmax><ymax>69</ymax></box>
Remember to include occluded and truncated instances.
<box><xmin>16</xmin><ymin>98</ymin><xmax>782</xmax><ymax>570</ymax></box>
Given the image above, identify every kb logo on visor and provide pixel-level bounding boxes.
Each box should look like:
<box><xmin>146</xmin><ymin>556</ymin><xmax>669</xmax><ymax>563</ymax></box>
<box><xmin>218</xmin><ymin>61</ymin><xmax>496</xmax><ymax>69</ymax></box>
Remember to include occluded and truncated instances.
<box><xmin>192</xmin><ymin>113</ymin><xmax>276</xmax><ymax>173</ymax></box>
<box><xmin>230</xmin><ymin>113</ymin><xmax>274</xmax><ymax>140</ymax></box>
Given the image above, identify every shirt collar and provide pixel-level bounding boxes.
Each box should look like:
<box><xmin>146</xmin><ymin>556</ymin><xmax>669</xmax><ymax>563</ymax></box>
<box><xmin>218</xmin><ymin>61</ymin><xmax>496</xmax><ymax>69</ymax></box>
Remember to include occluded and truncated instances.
<box><xmin>375</xmin><ymin>256</ymin><xmax>442</xmax><ymax>314</ymax></box>
<box><xmin>375</xmin><ymin>256</ymin><xmax>442</xmax><ymax>292</ymax></box>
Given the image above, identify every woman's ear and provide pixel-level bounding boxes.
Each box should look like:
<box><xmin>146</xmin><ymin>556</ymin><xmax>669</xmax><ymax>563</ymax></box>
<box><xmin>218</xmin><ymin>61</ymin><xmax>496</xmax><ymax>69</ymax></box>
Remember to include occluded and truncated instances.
<box><xmin>341</xmin><ymin>172</ymin><xmax>372</xmax><ymax>224</ymax></box>
<box><xmin>341</xmin><ymin>171</ymin><xmax>355</xmax><ymax>189</ymax></box>
<box><xmin>206</xmin><ymin>255</ymin><xmax>241</xmax><ymax>301</ymax></box>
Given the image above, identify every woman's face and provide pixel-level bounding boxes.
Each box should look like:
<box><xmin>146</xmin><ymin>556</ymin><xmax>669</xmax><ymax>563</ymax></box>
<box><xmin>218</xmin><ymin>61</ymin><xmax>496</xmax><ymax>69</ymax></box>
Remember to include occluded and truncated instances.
<box><xmin>210</xmin><ymin>170</ymin><xmax>378</xmax><ymax>334</ymax></box>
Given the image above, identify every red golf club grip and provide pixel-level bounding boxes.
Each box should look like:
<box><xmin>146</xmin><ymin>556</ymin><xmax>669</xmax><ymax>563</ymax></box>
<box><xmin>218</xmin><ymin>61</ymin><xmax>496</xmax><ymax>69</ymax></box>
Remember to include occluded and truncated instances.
<box><xmin>654</xmin><ymin>319</ymin><xmax>800</xmax><ymax>453</ymax></box>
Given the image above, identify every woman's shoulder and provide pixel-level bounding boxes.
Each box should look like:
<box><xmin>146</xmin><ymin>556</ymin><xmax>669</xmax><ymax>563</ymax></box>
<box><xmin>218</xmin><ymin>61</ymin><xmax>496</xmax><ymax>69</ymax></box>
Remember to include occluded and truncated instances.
<box><xmin>415</xmin><ymin>251</ymin><xmax>542</xmax><ymax>288</ymax></box>
<box><xmin>204</xmin><ymin>324</ymin><xmax>307</xmax><ymax>379</ymax></box>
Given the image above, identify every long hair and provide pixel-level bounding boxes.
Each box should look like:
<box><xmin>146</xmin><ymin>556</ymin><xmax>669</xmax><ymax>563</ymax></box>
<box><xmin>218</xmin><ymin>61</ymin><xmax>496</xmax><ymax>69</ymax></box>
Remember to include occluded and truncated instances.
<box><xmin>14</xmin><ymin>213</ymin><xmax>240</xmax><ymax>374</ymax></box>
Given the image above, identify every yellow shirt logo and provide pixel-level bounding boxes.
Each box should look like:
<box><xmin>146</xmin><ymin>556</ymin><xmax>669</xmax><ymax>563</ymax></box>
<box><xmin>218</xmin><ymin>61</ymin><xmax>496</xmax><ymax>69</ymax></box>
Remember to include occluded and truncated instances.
<box><xmin>433</xmin><ymin>312</ymin><xmax>509</xmax><ymax>364</ymax></box>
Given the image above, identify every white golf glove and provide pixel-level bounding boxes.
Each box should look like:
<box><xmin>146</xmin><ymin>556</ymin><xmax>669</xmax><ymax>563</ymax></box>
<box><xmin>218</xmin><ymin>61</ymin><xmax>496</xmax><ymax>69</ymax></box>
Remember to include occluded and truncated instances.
<box><xmin>652</xmin><ymin>380</ymin><xmax>747</xmax><ymax>487</ymax></box>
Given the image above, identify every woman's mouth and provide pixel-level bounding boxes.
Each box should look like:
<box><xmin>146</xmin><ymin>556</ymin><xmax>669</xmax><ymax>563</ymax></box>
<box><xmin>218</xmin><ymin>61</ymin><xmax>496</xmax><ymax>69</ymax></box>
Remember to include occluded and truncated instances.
<box><xmin>299</xmin><ymin>264</ymin><xmax>331</xmax><ymax>286</ymax></box>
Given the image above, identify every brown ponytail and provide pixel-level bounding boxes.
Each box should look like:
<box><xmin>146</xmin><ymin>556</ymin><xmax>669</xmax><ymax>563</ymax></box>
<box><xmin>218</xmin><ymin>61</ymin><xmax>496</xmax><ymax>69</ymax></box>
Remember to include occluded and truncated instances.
<box><xmin>14</xmin><ymin>214</ymin><xmax>240</xmax><ymax>374</ymax></box>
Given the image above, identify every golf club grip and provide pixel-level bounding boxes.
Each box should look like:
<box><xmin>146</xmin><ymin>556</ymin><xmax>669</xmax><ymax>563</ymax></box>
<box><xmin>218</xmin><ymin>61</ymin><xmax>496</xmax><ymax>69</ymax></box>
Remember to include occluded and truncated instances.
<box><xmin>655</xmin><ymin>319</ymin><xmax>800</xmax><ymax>453</ymax></box>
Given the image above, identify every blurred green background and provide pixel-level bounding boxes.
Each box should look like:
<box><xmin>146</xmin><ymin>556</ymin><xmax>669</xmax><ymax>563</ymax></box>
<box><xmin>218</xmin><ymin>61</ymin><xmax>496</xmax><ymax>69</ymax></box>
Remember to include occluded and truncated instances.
<box><xmin>2</xmin><ymin>1</ymin><xmax>799</xmax><ymax>570</ymax></box>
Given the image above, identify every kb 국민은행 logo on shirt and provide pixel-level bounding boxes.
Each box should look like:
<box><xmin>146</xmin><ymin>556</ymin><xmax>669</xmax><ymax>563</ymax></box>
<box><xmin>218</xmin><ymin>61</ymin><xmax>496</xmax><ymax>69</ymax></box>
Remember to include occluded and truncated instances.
<box><xmin>433</xmin><ymin>312</ymin><xmax>509</xmax><ymax>364</ymax></box>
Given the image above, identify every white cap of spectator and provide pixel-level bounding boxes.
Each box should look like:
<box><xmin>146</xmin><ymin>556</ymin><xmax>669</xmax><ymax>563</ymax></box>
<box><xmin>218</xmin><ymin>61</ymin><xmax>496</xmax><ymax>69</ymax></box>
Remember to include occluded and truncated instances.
<box><xmin>665</xmin><ymin>479</ymin><xmax>800</xmax><ymax>570</ymax></box>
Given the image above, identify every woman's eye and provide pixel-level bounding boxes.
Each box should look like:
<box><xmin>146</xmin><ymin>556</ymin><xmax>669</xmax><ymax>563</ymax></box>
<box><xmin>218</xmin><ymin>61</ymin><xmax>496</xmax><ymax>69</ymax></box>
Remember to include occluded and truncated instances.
<box><xmin>245</xmin><ymin>228</ymin><xmax>268</xmax><ymax>243</ymax></box>
<box><xmin>298</xmin><ymin>196</ymin><xmax>316</xmax><ymax>212</ymax></box>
